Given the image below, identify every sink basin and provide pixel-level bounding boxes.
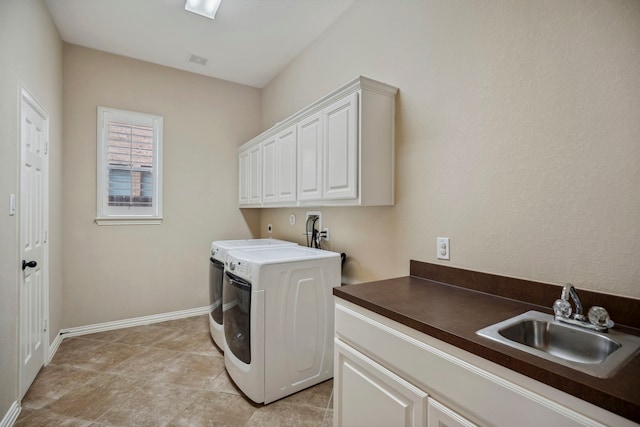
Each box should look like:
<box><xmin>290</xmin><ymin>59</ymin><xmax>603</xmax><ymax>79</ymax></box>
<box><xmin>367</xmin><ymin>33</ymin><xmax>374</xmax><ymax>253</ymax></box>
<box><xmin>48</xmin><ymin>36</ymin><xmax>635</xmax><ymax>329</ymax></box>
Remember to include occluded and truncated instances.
<box><xmin>476</xmin><ymin>311</ymin><xmax>640</xmax><ymax>378</ymax></box>
<box><xmin>499</xmin><ymin>318</ymin><xmax>620</xmax><ymax>364</ymax></box>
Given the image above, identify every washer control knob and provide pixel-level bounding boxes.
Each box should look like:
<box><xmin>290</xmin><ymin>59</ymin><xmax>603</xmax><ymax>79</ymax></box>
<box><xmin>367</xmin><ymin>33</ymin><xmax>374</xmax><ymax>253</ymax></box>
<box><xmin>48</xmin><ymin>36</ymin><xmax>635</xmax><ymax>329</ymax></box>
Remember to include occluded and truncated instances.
<box><xmin>229</xmin><ymin>262</ymin><xmax>236</xmax><ymax>271</ymax></box>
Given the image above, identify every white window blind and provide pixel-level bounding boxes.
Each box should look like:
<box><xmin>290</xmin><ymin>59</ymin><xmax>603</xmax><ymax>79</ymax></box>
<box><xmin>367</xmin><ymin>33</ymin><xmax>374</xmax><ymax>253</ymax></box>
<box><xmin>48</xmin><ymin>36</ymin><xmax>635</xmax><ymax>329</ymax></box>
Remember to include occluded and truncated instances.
<box><xmin>107</xmin><ymin>121</ymin><xmax>154</xmax><ymax>207</ymax></box>
<box><xmin>97</xmin><ymin>107</ymin><xmax>163</xmax><ymax>224</ymax></box>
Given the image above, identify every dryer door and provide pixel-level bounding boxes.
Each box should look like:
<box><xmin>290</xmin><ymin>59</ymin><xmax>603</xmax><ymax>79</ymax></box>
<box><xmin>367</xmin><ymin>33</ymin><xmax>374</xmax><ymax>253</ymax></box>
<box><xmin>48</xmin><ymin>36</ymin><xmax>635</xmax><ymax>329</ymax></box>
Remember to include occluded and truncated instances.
<box><xmin>223</xmin><ymin>272</ymin><xmax>252</xmax><ymax>364</ymax></box>
<box><xmin>209</xmin><ymin>257</ymin><xmax>225</xmax><ymax>325</ymax></box>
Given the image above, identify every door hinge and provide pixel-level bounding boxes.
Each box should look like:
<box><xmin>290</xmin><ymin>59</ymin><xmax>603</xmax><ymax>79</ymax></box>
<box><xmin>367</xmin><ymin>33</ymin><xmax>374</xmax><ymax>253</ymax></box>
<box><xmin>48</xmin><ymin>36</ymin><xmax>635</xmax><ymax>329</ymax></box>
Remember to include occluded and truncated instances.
<box><xmin>43</xmin><ymin>319</ymin><xmax>48</xmax><ymax>332</ymax></box>
<box><xmin>43</xmin><ymin>230</ymin><xmax>48</xmax><ymax>243</ymax></box>
<box><xmin>44</xmin><ymin>142</ymin><xmax>48</xmax><ymax>155</ymax></box>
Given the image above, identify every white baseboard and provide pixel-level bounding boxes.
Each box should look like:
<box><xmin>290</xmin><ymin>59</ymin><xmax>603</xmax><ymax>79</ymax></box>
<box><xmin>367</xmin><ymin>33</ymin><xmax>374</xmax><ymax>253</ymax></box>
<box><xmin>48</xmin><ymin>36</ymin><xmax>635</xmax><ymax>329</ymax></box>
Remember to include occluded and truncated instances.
<box><xmin>47</xmin><ymin>332</ymin><xmax>64</xmax><ymax>364</ymax></box>
<box><xmin>59</xmin><ymin>306</ymin><xmax>210</xmax><ymax>339</ymax></box>
<box><xmin>0</xmin><ymin>401</ymin><xmax>20</xmax><ymax>427</ymax></box>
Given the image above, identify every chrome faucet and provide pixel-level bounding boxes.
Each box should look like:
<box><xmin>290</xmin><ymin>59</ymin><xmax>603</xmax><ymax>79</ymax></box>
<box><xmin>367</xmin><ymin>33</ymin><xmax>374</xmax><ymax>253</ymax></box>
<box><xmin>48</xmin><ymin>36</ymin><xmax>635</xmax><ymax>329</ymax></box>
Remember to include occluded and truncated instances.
<box><xmin>561</xmin><ymin>284</ymin><xmax>586</xmax><ymax>321</ymax></box>
<box><xmin>553</xmin><ymin>283</ymin><xmax>614</xmax><ymax>332</ymax></box>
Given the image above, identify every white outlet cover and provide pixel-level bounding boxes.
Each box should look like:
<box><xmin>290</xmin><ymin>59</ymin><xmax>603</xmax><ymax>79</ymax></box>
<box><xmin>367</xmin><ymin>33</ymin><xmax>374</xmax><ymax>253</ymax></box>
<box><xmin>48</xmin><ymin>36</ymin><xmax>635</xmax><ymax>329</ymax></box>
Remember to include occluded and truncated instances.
<box><xmin>437</xmin><ymin>237</ymin><xmax>450</xmax><ymax>260</ymax></box>
<box><xmin>9</xmin><ymin>194</ymin><xmax>16</xmax><ymax>216</ymax></box>
<box><xmin>289</xmin><ymin>214</ymin><xmax>296</xmax><ymax>226</ymax></box>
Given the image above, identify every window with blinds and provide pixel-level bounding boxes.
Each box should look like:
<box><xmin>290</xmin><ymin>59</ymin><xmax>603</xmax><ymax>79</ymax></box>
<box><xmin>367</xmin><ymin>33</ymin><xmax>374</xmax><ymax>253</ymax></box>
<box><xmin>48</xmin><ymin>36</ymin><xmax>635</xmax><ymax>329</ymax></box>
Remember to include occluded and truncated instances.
<box><xmin>96</xmin><ymin>107</ymin><xmax>163</xmax><ymax>224</ymax></box>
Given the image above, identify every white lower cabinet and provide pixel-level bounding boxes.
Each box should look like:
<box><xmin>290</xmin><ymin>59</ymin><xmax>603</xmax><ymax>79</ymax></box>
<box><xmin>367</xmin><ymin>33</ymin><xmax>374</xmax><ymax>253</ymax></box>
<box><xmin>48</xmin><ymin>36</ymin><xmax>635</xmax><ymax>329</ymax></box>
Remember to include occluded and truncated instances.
<box><xmin>335</xmin><ymin>338</ymin><xmax>476</xmax><ymax>427</ymax></box>
<box><xmin>335</xmin><ymin>339</ymin><xmax>428</xmax><ymax>427</ymax></box>
<box><xmin>428</xmin><ymin>398</ymin><xmax>478</xmax><ymax>427</ymax></box>
<box><xmin>334</xmin><ymin>298</ymin><xmax>634</xmax><ymax>427</ymax></box>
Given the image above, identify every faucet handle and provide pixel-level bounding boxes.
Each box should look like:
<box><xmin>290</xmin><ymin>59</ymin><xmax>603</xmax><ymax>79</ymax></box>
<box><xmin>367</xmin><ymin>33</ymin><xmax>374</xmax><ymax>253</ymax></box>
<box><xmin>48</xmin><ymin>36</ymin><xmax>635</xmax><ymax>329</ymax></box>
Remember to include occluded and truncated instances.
<box><xmin>588</xmin><ymin>306</ymin><xmax>614</xmax><ymax>329</ymax></box>
<box><xmin>553</xmin><ymin>299</ymin><xmax>572</xmax><ymax>318</ymax></box>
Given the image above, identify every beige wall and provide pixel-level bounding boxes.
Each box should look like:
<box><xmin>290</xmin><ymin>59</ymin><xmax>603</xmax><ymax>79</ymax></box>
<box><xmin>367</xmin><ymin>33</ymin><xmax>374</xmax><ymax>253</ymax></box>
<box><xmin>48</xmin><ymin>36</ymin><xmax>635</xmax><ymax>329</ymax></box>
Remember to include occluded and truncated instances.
<box><xmin>0</xmin><ymin>1</ymin><xmax>638</xmax><ymax>419</ymax></box>
<box><xmin>0</xmin><ymin>0</ymin><xmax>63</xmax><ymax>416</ymax></box>
<box><xmin>62</xmin><ymin>45</ymin><xmax>261</xmax><ymax>327</ymax></box>
<box><xmin>259</xmin><ymin>0</ymin><xmax>640</xmax><ymax>298</ymax></box>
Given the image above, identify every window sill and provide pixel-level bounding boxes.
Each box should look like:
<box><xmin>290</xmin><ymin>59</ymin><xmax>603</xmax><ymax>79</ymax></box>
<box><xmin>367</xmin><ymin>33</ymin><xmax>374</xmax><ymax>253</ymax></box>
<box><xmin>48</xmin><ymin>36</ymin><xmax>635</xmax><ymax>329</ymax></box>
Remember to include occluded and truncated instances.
<box><xmin>95</xmin><ymin>217</ymin><xmax>163</xmax><ymax>226</ymax></box>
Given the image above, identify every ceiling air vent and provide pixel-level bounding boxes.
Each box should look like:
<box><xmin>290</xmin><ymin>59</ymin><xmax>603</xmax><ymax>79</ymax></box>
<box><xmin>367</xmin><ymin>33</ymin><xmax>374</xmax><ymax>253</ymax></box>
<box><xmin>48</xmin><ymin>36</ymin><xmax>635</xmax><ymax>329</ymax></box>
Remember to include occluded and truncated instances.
<box><xmin>187</xmin><ymin>53</ymin><xmax>209</xmax><ymax>66</ymax></box>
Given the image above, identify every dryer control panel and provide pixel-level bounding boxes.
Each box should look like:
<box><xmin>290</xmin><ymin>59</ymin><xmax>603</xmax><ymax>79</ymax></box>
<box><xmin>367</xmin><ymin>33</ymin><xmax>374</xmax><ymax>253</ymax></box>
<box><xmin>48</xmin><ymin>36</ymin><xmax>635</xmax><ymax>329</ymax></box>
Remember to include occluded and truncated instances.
<box><xmin>225</xmin><ymin>257</ymin><xmax>251</xmax><ymax>281</ymax></box>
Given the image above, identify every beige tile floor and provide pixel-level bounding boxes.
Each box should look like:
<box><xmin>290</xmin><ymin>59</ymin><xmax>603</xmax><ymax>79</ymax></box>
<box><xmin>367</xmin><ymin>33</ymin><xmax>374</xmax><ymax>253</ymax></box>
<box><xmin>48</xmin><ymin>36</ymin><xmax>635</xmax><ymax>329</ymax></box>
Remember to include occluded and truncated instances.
<box><xmin>16</xmin><ymin>314</ymin><xmax>333</xmax><ymax>426</ymax></box>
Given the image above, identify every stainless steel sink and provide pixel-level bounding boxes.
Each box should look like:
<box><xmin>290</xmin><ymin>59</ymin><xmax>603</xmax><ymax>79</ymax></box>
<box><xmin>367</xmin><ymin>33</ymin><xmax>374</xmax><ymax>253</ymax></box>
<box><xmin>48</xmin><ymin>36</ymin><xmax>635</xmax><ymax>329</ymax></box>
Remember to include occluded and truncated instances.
<box><xmin>476</xmin><ymin>311</ymin><xmax>640</xmax><ymax>378</ymax></box>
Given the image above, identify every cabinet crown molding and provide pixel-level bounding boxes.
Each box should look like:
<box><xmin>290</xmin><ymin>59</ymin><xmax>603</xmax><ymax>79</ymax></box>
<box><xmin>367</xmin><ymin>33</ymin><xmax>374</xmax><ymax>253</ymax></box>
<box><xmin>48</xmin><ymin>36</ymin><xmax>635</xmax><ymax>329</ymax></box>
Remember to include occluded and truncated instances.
<box><xmin>242</xmin><ymin>76</ymin><xmax>397</xmax><ymax>148</ymax></box>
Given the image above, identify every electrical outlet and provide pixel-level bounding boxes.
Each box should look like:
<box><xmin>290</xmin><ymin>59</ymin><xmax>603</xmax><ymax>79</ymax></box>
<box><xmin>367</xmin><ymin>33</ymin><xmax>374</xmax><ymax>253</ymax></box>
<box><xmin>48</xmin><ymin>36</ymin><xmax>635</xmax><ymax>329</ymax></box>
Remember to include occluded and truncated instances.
<box><xmin>437</xmin><ymin>237</ymin><xmax>450</xmax><ymax>260</ymax></box>
<box><xmin>267</xmin><ymin>224</ymin><xmax>273</xmax><ymax>233</ymax></box>
<box><xmin>9</xmin><ymin>194</ymin><xmax>16</xmax><ymax>216</ymax></box>
<box><xmin>322</xmin><ymin>227</ymin><xmax>329</xmax><ymax>241</ymax></box>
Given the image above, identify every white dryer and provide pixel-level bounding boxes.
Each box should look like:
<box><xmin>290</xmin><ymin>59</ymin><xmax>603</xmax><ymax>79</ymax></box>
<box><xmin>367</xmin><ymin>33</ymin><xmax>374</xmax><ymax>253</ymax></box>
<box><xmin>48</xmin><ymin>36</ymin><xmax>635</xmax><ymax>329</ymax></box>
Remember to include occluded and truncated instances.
<box><xmin>222</xmin><ymin>246</ymin><xmax>341</xmax><ymax>404</ymax></box>
<box><xmin>209</xmin><ymin>239</ymin><xmax>297</xmax><ymax>349</ymax></box>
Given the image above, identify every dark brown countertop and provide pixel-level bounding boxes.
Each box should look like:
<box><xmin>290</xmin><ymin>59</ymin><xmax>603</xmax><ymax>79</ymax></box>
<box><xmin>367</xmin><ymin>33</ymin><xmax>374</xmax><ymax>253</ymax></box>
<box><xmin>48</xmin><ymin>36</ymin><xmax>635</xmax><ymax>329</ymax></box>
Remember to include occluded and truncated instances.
<box><xmin>334</xmin><ymin>263</ymin><xmax>640</xmax><ymax>423</ymax></box>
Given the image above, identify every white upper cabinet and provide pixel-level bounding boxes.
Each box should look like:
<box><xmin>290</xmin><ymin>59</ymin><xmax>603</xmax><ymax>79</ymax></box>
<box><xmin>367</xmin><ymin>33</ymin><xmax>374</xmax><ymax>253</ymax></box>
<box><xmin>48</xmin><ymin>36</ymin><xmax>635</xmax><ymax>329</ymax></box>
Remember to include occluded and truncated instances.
<box><xmin>275</xmin><ymin>125</ymin><xmax>297</xmax><ymax>203</ymax></box>
<box><xmin>238</xmin><ymin>148</ymin><xmax>250</xmax><ymax>205</ymax></box>
<box><xmin>262</xmin><ymin>125</ymin><xmax>297</xmax><ymax>205</ymax></box>
<box><xmin>323</xmin><ymin>92</ymin><xmax>358</xmax><ymax>201</ymax></box>
<box><xmin>262</xmin><ymin>136</ymin><xmax>277</xmax><ymax>204</ymax></box>
<box><xmin>248</xmin><ymin>143</ymin><xmax>262</xmax><ymax>206</ymax></box>
<box><xmin>297</xmin><ymin>112</ymin><xmax>323</xmax><ymax>201</ymax></box>
<box><xmin>238</xmin><ymin>76</ymin><xmax>397</xmax><ymax>207</ymax></box>
<box><xmin>238</xmin><ymin>142</ymin><xmax>261</xmax><ymax>207</ymax></box>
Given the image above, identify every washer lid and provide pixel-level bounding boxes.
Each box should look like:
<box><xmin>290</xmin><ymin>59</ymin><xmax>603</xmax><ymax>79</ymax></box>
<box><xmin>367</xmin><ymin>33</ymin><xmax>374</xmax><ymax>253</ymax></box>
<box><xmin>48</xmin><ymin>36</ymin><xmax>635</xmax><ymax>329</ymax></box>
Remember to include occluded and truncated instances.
<box><xmin>211</xmin><ymin>238</ymin><xmax>298</xmax><ymax>260</ymax></box>
<box><xmin>226</xmin><ymin>246</ymin><xmax>340</xmax><ymax>265</ymax></box>
<box><xmin>211</xmin><ymin>238</ymin><xmax>297</xmax><ymax>251</ymax></box>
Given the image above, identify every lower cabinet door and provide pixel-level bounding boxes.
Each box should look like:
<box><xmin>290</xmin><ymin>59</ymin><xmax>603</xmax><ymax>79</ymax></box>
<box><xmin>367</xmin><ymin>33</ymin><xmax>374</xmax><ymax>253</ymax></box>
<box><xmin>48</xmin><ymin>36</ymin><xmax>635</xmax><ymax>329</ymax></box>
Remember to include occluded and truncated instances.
<box><xmin>335</xmin><ymin>339</ymin><xmax>428</xmax><ymax>427</ymax></box>
<box><xmin>427</xmin><ymin>398</ymin><xmax>478</xmax><ymax>427</ymax></box>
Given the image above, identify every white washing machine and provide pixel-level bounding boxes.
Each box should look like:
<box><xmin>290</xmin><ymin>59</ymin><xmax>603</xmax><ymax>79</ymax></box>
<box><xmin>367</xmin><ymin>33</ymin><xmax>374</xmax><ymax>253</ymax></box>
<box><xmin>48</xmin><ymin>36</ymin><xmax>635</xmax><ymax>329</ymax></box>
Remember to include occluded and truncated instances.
<box><xmin>222</xmin><ymin>246</ymin><xmax>341</xmax><ymax>404</ymax></box>
<box><xmin>209</xmin><ymin>239</ymin><xmax>297</xmax><ymax>350</ymax></box>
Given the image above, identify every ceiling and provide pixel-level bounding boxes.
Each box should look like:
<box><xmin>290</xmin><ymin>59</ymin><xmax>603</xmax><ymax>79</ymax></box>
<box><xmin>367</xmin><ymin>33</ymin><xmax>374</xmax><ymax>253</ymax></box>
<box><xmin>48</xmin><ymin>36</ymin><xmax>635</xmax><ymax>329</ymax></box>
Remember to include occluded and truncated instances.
<box><xmin>45</xmin><ymin>0</ymin><xmax>354</xmax><ymax>88</ymax></box>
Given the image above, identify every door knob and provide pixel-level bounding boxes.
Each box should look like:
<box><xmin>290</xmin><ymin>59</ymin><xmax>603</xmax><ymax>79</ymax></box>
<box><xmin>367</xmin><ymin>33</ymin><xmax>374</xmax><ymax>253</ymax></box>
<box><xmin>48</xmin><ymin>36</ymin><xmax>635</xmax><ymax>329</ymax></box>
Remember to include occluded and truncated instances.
<box><xmin>22</xmin><ymin>260</ymin><xmax>37</xmax><ymax>270</ymax></box>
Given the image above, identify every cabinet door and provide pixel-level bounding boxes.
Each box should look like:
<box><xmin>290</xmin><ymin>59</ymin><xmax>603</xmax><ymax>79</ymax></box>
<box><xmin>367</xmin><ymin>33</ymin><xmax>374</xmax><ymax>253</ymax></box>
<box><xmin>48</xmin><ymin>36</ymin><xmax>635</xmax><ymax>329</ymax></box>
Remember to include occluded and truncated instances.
<box><xmin>323</xmin><ymin>92</ymin><xmax>358</xmax><ymax>200</ymax></box>
<box><xmin>297</xmin><ymin>112</ymin><xmax>323</xmax><ymax>201</ymax></box>
<box><xmin>238</xmin><ymin>148</ymin><xmax>249</xmax><ymax>205</ymax></box>
<box><xmin>262</xmin><ymin>137</ymin><xmax>277</xmax><ymax>204</ymax></box>
<box><xmin>335</xmin><ymin>339</ymin><xmax>427</xmax><ymax>427</ymax></box>
<box><xmin>276</xmin><ymin>126</ymin><xmax>297</xmax><ymax>203</ymax></box>
<box><xmin>248</xmin><ymin>144</ymin><xmax>261</xmax><ymax>205</ymax></box>
<box><xmin>427</xmin><ymin>398</ymin><xmax>478</xmax><ymax>427</ymax></box>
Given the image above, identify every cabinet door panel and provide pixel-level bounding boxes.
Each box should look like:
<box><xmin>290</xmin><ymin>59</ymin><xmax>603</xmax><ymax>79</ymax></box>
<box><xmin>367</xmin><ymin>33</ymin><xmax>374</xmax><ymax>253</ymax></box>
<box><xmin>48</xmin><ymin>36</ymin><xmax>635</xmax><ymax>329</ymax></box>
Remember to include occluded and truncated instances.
<box><xmin>324</xmin><ymin>92</ymin><xmax>358</xmax><ymax>200</ymax></box>
<box><xmin>297</xmin><ymin>112</ymin><xmax>323</xmax><ymax>200</ymax></box>
<box><xmin>248</xmin><ymin>144</ymin><xmax>261</xmax><ymax>204</ymax></box>
<box><xmin>238</xmin><ymin>149</ymin><xmax>249</xmax><ymax>205</ymax></box>
<box><xmin>262</xmin><ymin>137</ymin><xmax>277</xmax><ymax>203</ymax></box>
<box><xmin>335</xmin><ymin>339</ymin><xmax>427</xmax><ymax>427</ymax></box>
<box><xmin>427</xmin><ymin>398</ymin><xmax>478</xmax><ymax>427</ymax></box>
<box><xmin>277</xmin><ymin>126</ymin><xmax>297</xmax><ymax>203</ymax></box>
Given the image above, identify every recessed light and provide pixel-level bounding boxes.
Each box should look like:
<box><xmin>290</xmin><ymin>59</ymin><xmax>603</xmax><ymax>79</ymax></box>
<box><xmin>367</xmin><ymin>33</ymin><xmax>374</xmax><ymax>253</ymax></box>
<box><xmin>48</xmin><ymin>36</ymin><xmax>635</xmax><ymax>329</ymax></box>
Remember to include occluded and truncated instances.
<box><xmin>185</xmin><ymin>0</ymin><xmax>222</xmax><ymax>20</ymax></box>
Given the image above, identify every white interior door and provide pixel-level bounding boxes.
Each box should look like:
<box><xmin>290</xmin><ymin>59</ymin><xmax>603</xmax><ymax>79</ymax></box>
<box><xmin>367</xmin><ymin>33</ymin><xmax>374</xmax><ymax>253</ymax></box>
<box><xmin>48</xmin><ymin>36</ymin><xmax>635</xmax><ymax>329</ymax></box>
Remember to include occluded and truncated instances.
<box><xmin>19</xmin><ymin>87</ymin><xmax>49</xmax><ymax>399</ymax></box>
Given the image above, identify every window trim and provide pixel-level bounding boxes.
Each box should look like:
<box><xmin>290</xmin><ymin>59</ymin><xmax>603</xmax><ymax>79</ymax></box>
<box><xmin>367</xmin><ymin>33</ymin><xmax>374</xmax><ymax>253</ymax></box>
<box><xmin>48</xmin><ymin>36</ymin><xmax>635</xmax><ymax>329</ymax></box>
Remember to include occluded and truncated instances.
<box><xmin>96</xmin><ymin>106</ymin><xmax>163</xmax><ymax>225</ymax></box>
